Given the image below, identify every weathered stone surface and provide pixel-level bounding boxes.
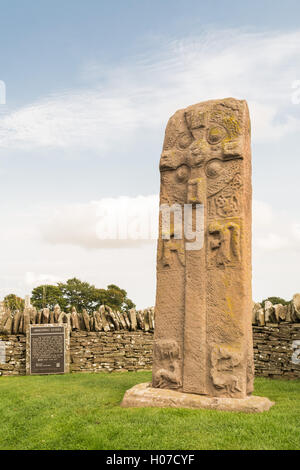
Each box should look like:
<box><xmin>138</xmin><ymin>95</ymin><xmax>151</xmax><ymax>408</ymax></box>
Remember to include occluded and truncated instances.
<box><xmin>24</xmin><ymin>295</ymin><xmax>32</xmax><ymax>309</ymax></box>
<box><xmin>109</xmin><ymin>308</ymin><xmax>120</xmax><ymax>330</ymax></box>
<box><xmin>123</xmin><ymin>311</ymin><xmax>131</xmax><ymax>330</ymax></box>
<box><xmin>31</xmin><ymin>305</ymin><xmax>151</xmax><ymax>334</ymax></box>
<box><xmin>36</xmin><ymin>310</ymin><xmax>42</xmax><ymax>324</ymax></box>
<box><xmin>54</xmin><ymin>304</ymin><xmax>61</xmax><ymax>322</ymax></box>
<box><xmin>251</xmin><ymin>298</ymin><xmax>300</xmax><ymax>327</ymax></box>
<box><xmin>99</xmin><ymin>305</ymin><xmax>110</xmax><ymax>331</ymax></box>
<box><xmin>3</xmin><ymin>314</ymin><xmax>13</xmax><ymax>334</ymax></box>
<box><xmin>121</xmin><ymin>382</ymin><xmax>274</xmax><ymax>413</ymax></box>
<box><xmin>71</xmin><ymin>307</ymin><xmax>80</xmax><ymax>330</ymax></box>
<box><xmin>68</xmin><ymin>330</ymin><xmax>153</xmax><ymax>373</ymax></box>
<box><xmin>274</xmin><ymin>304</ymin><xmax>287</xmax><ymax>322</ymax></box>
<box><xmin>30</xmin><ymin>307</ymin><xmax>37</xmax><ymax>324</ymax></box>
<box><xmin>136</xmin><ymin>311</ymin><xmax>144</xmax><ymax>330</ymax></box>
<box><xmin>63</xmin><ymin>312</ymin><xmax>71</xmax><ymax>329</ymax></box>
<box><xmin>22</xmin><ymin>310</ymin><xmax>30</xmax><ymax>334</ymax></box>
<box><xmin>149</xmin><ymin>307</ymin><xmax>155</xmax><ymax>330</ymax></box>
<box><xmin>143</xmin><ymin>309</ymin><xmax>150</xmax><ymax>332</ymax></box>
<box><xmin>82</xmin><ymin>309</ymin><xmax>90</xmax><ymax>331</ymax></box>
<box><xmin>291</xmin><ymin>294</ymin><xmax>300</xmax><ymax>322</ymax></box>
<box><xmin>13</xmin><ymin>310</ymin><xmax>22</xmax><ymax>334</ymax></box>
<box><xmin>57</xmin><ymin>311</ymin><xmax>64</xmax><ymax>324</ymax></box>
<box><xmin>252</xmin><ymin>302</ymin><xmax>262</xmax><ymax>324</ymax></box>
<box><xmin>253</xmin><ymin>323</ymin><xmax>300</xmax><ymax>379</ymax></box>
<box><xmin>265</xmin><ymin>301</ymin><xmax>275</xmax><ymax>323</ymax></box>
<box><xmin>49</xmin><ymin>309</ymin><xmax>55</xmax><ymax>324</ymax></box>
<box><xmin>257</xmin><ymin>308</ymin><xmax>265</xmax><ymax>326</ymax></box>
<box><xmin>42</xmin><ymin>308</ymin><xmax>50</xmax><ymax>324</ymax></box>
<box><xmin>152</xmin><ymin>98</ymin><xmax>254</xmax><ymax>400</ymax></box>
<box><xmin>129</xmin><ymin>309</ymin><xmax>137</xmax><ymax>331</ymax></box>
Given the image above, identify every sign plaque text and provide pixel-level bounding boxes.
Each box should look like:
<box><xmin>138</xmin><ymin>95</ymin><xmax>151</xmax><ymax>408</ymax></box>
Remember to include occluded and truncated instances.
<box><xmin>27</xmin><ymin>324</ymin><xmax>69</xmax><ymax>375</ymax></box>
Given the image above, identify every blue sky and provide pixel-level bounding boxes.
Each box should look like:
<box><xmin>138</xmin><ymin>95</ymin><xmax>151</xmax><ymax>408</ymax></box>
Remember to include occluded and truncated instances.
<box><xmin>0</xmin><ymin>0</ymin><xmax>300</xmax><ymax>307</ymax></box>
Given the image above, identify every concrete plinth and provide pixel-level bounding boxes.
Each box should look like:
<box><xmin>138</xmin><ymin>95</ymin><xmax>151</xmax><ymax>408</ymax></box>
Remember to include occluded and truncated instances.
<box><xmin>121</xmin><ymin>383</ymin><xmax>274</xmax><ymax>413</ymax></box>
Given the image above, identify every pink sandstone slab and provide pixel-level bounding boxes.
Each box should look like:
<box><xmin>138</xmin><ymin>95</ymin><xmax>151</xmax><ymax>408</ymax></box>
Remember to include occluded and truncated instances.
<box><xmin>121</xmin><ymin>382</ymin><xmax>274</xmax><ymax>413</ymax></box>
<box><xmin>153</xmin><ymin>98</ymin><xmax>254</xmax><ymax>398</ymax></box>
<box><xmin>121</xmin><ymin>98</ymin><xmax>274</xmax><ymax>412</ymax></box>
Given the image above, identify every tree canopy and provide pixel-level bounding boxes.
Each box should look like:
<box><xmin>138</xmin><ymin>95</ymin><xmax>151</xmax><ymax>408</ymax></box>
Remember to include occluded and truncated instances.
<box><xmin>31</xmin><ymin>285</ymin><xmax>67</xmax><ymax>311</ymax></box>
<box><xmin>30</xmin><ymin>278</ymin><xmax>135</xmax><ymax>313</ymax></box>
<box><xmin>261</xmin><ymin>296</ymin><xmax>290</xmax><ymax>306</ymax></box>
<box><xmin>4</xmin><ymin>294</ymin><xmax>24</xmax><ymax>312</ymax></box>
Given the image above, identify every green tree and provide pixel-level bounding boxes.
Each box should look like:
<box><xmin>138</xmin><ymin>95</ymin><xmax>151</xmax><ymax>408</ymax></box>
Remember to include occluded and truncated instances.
<box><xmin>4</xmin><ymin>294</ymin><xmax>24</xmax><ymax>312</ymax></box>
<box><xmin>57</xmin><ymin>278</ymin><xmax>99</xmax><ymax>313</ymax></box>
<box><xmin>103</xmin><ymin>284</ymin><xmax>135</xmax><ymax>312</ymax></box>
<box><xmin>94</xmin><ymin>288</ymin><xmax>109</xmax><ymax>307</ymax></box>
<box><xmin>30</xmin><ymin>278</ymin><xmax>136</xmax><ymax>314</ymax></box>
<box><xmin>261</xmin><ymin>296</ymin><xmax>290</xmax><ymax>306</ymax></box>
<box><xmin>31</xmin><ymin>285</ymin><xmax>66</xmax><ymax>310</ymax></box>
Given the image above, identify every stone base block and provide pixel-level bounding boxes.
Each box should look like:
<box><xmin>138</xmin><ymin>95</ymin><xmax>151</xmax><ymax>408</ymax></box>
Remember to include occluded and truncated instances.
<box><xmin>121</xmin><ymin>383</ymin><xmax>274</xmax><ymax>413</ymax></box>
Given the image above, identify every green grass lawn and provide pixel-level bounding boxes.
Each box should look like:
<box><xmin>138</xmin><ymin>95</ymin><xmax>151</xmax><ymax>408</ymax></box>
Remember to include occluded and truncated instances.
<box><xmin>0</xmin><ymin>371</ymin><xmax>299</xmax><ymax>450</ymax></box>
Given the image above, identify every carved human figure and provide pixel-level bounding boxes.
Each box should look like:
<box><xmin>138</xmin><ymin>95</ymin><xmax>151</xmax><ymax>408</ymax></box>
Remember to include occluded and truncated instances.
<box><xmin>208</xmin><ymin>220</ymin><xmax>241</xmax><ymax>266</ymax></box>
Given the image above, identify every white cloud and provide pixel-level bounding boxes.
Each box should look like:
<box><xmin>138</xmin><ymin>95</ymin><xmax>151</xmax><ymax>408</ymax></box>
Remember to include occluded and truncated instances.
<box><xmin>40</xmin><ymin>195</ymin><xmax>159</xmax><ymax>249</ymax></box>
<box><xmin>0</xmin><ymin>92</ymin><xmax>144</xmax><ymax>151</ymax></box>
<box><xmin>255</xmin><ymin>232</ymin><xmax>289</xmax><ymax>251</ymax></box>
<box><xmin>40</xmin><ymin>195</ymin><xmax>300</xmax><ymax>256</ymax></box>
<box><xmin>291</xmin><ymin>223</ymin><xmax>300</xmax><ymax>241</ymax></box>
<box><xmin>253</xmin><ymin>200</ymin><xmax>300</xmax><ymax>252</ymax></box>
<box><xmin>1</xmin><ymin>28</ymin><xmax>300</xmax><ymax>306</ymax></box>
<box><xmin>25</xmin><ymin>271</ymin><xmax>62</xmax><ymax>287</ymax></box>
<box><xmin>1</xmin><ymin>29</ymin><xmax>300</xmax><ymax>152</ymax></box>
<box><xmin>253</xmin><ymin>200</ymin><xmax>273</xmax><ymax>228</ymax></box>
<box><xmin>248</xmin><ymin>101</ymin><xmax>300</xmax><ymax>143</ymax></box>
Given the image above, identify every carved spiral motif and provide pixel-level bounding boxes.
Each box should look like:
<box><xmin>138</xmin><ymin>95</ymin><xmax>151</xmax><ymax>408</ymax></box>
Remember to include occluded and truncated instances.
<box><xmin>205</xmin><ymin>159</ymin><xmax>223</xmax><ymax>178</ymax></box>
<box><xmin>177</xmin><ymin>132</ymin><xmax>193</xmax><ymax>149</ymax></box>
<box><xmin>207</xmin><ymin>125</ymin><xmax>227</xmax><ymax>145</ymax></box>
<box><xmin>176</xmin><ymin>164</ymin><xmax>190</xmax><ymax>183</ymax></box>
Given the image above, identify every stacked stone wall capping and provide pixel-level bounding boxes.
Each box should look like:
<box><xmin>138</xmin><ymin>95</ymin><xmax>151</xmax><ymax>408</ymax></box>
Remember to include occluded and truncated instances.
<box><xmin>252</xmin><ymin>294</ymin><xmax>300</xmax><ymax>325</ymax></box>
<box><xmin>0</xmin><ymin>305</ymin><xmax>155</xmax><ymax>335</ymax></box>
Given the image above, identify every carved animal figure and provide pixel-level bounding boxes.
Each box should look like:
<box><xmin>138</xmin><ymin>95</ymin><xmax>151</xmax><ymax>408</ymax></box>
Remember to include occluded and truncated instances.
<box><xmin>210</xmin><ymin>370</ymin><xmax>241</xmax><ymax>394</ymax></box>
<box><xmin>153</xmin><ymin>340</ymin><xmax>182</xmax><ymax>389</ymax></box>
<box><xmin>153</xmin><ymin>363</ymin><xmax>182</xmax><ymax>389</ymax></box>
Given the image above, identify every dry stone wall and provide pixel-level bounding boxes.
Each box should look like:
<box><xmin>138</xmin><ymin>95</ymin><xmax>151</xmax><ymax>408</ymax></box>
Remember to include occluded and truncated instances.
<box><xmin>70</xmin><ymin>331</ymin><xmax>153</xmax><ymax>373</ymax></box>
<box><xmin>0</xmin><ymin>331</ymin><xmax>153</xmax><ymax>376</ymax></box>
<box><xmin>0</xmin><ymin>335</ymin><xmax>26</xmax><ymax>375</ymax></box>
<box><xmin>0</xmin><ymin>304</ymin><xmax>155</xmax><ymax>376</ymax></box>
<box><xmin>253</xmin><ymin>323</ymin><xmax>300</xmax><ymax>379</ymax></box>
<box><xmin>251</xmin><ymin>295</ymin><xmax>300</xmax><ymax>378</ymax></box>
<box><xmin>0</xmin><ymin>304</ymin><xmax>299</xmax><ymax>378</ymax></box>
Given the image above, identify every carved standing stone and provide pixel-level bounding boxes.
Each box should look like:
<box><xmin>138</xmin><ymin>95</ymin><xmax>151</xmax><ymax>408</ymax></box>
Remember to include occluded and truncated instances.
<box><xmin>122</xmin><ymin>98</ymin><xmax>273</xmax><ymax>412</ymax></box>
<box><xmin>152</xmin><ymin>98</ymin><xmax>254</xmax><ymax>399</ymax></box>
